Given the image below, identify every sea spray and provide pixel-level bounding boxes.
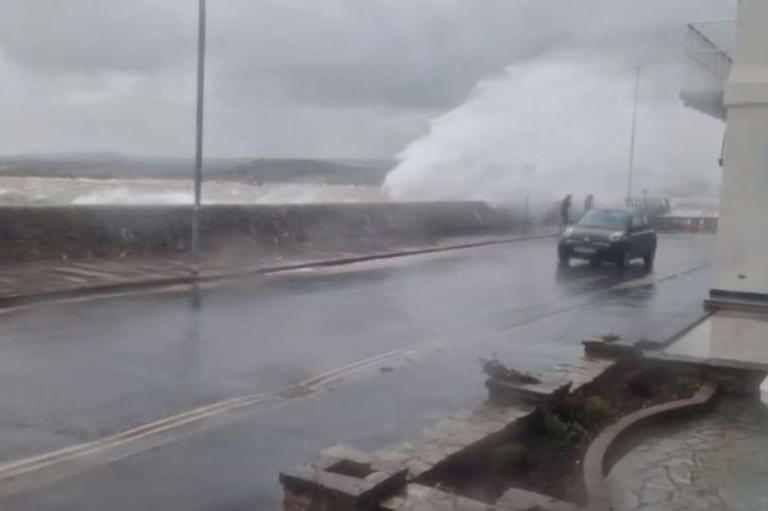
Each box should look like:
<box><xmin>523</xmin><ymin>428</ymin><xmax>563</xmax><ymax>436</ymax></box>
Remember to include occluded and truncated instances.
<box><xmin>384</xmin><ymin>53</ymin><xmax>723</xmax><ymax>208</ymax></box>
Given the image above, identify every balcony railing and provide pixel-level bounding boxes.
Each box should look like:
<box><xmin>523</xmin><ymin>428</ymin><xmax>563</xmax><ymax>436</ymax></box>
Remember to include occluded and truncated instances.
<box><xmin>681</xmin><ymin>21</ymin><xmax>736</xmax><ymax>120</ymax></box>
<box><xmin>686</xmin><ymin>21</ymin><xmax>736</xmax><ymax>82</ymax></box>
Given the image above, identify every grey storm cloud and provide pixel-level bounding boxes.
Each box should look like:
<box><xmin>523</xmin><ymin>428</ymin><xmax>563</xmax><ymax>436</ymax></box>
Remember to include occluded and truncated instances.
<box><xmin>0</xmin><ymin>1</ymin><xmax>195</xmax><ymax>73</ymax></box>
<box><xmin>0</xmin><ymin>0</ymin><xmax>735</xmax><ymax>157</ymax></box>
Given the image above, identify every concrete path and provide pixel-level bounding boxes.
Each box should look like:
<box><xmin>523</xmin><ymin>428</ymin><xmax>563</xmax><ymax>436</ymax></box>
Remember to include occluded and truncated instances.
<box><xmin>0</xmin><ymin>234</ymin><xmax>715</xmax><ymax>510</ymax></box>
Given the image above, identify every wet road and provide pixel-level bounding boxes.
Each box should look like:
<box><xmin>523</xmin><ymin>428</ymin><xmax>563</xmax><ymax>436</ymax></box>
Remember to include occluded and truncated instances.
<box><xmin>0</xmin><ymin>234</ymin><xmax>714</xmax><ymax>510</ymax></box>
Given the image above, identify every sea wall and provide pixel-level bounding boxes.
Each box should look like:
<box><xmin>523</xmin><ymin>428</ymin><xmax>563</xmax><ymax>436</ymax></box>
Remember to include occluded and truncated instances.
<box><xmin>0</xmin><ymin>202</ymin><xmax>521</xmax><ymax>263</ymax></box>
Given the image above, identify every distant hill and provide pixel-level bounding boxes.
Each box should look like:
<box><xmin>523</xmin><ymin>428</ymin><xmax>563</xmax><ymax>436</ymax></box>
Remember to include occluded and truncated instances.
<box><xmin>0</xmin><ymin>154</ymin><xmax>395</xmax><ymax>185</ymax></box>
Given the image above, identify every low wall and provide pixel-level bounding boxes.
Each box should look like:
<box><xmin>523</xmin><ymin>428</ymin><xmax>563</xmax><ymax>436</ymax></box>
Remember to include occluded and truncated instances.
<box><xmin>655</xmin><ymin>216</ymin><xmax>718</xmax><ymax>233</ymax></box>
<box><xmin>0</xmin><ymin>202</ymin><xmax>520</xmax><ymax>263</ymax></box>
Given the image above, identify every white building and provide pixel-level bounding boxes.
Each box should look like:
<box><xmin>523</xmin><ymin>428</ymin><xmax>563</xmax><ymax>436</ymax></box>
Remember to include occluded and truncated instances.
<box><xmin>682</xmin><ymin>1</ymin><xmax>768</xmax><ymax>307</ymax></box>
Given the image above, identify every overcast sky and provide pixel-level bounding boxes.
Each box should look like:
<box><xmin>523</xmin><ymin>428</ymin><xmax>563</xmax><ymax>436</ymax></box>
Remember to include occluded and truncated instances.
<box><xmin>0</xmin><ymin>0</ymin><xmax>734</xmax><ymax>159</ymax></box>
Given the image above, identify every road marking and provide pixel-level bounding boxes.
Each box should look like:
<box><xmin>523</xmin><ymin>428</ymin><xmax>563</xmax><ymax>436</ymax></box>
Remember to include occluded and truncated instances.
<box><xmin>610</xmin><ymin>263</ymin><xmax>709</xmax><ymax>291</ymax></box>
<box><xmin>501</xmin><ymin>263</ymin><xmax>709</xmax><ymax>330</ymax></box>
<box><xmin>0</xmin><ymin>393</ymin><xmax>276</xmax><ymax>482</ymax></box>
<box><xmin>298</xmin><ymin>344</ymin><xmax>429</xmax><ymax>392</ymax></box>
<box><xmin>0</xmin><ymin>342</ymin><xmax>429</xmax><ymax>485</ymax></box>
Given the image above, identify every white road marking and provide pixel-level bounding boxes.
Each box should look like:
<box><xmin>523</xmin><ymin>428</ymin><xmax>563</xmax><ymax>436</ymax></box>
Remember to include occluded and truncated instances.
<box><xmin>0</xmin><ymin>394</ymin><xmax>275</xmax><ymax>482</ymax></box>
<box><xmin>0</xmin><ymin>342</ymin><xmax>430</xmax><ymax>485</ymax></box>
<box><xmin>298</xmin><ymin>344</ymin><xmax>429</xmax><ymax>392</ymax></box>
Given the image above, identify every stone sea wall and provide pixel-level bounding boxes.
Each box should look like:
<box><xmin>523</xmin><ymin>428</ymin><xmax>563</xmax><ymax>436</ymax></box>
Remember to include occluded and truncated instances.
<box><xmin>0</xmin><ymin>202</ymin><xmax>520</xmax><ymax>263</ymax></box>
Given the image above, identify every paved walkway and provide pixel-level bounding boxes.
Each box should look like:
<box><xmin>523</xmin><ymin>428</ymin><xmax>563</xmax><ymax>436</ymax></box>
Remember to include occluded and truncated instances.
<box><xmin>0</xmin><ymin>233</ymin><xmax>549</xmax><ymax>303</ymax></box>
<box><xmin>607</xmin><ymin>397</ymin><xmax>768</xmax><ymax>511</ymax></box>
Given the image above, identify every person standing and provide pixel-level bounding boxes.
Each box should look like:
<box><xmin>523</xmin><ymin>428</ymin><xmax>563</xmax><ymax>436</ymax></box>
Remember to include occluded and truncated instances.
<box><xmin>584</xmin><ymin>194</ymin><xmax>594</xmax><ymax>213</ymax></box>
<box><xmin>560</xmin><ymin>194</ymin><xmax>572</xmax><ymax>228</ymax></box>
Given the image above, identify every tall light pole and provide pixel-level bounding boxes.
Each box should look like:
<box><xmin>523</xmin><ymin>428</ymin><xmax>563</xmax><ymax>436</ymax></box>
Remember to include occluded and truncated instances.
<box><xmin>626</xmin><ymin>67</ymin><xmax>641</xmax><ymax>202</ymax></box>
<box><xmin>191</xmin><ymin>0</ymin><xmax>206</xmax><ymax>273</ymax></box>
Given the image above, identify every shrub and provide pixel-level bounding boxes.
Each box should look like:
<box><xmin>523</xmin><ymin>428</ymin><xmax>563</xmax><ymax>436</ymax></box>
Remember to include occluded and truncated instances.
<box><xmin>552</xmin><ymin>397</ymin><xmax>584</xmax><ymax>424</ymax></box>
<box><xmin>582</xmin><ymin>397</ymin><xmax>617</xmax><ymax>428</ymax></box>
<box><xmin>544</xmin><ymin>413</ymin><xmax>587</xmax><ymax>446</ymax></box>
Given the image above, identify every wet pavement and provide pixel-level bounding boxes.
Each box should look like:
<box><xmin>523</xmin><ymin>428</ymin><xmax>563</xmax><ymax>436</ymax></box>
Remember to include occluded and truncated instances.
<box><xmin>0</xmin><ymin>234</ymin><xmax>714</xmax><ymax>510</ymax></box>
<box><xmin>0</xmin><ymin>232</ymin><xmax>552</xmax><ymax>302</ymax></box>
<box><xmin>608</xmin><ymin>398</ymin><xmax>768</xmax><ymax>511</ymax></box>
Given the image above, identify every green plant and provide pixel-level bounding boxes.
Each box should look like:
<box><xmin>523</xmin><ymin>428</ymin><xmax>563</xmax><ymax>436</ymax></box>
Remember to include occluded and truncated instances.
<box><xmin>678</xmin><ymin>376</ymin><xmax>702</xmax><ymax>394</ymax></box>
<box><xmin>582</xmin><ymin>397</ymin><xmax>617</xmax><ymax>428</ymax></box>
<box><xmin>544</xmin><ymin>413</ymin><xmax>587</xmax><ymax>446</ymax></box>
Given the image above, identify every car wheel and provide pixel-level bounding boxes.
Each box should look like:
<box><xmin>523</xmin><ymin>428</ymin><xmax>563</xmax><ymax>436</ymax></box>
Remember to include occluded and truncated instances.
<box><xmin>618</xmin><ymin>249</ymin><xmax>631</xmax><ymax>269</ymax></box>
<box><xmin>643</xmin><ymin>250</ymin><xmax>655</xmax><ymax>270</ymax></box>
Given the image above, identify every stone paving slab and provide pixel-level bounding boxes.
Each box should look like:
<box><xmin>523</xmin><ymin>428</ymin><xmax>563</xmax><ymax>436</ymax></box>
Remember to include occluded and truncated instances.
<box><xmin>607</xmin><ymin>397</ymin><xmax>768</xmax><ymax>511</ymax></box>
<box><xmin>382</xmin><ymin>484</ymin><xmax>493</xmax><ymax>511</ymax></box>
<box><xmin>282</xmin><ymin>400</ymin><xmax>536</xmax><ymax>510</ymax></box>
<box><xmin>495</xmin><ymin>487</ymin><xmax>579</xmax><ymax>511</ymax></box>
<box><xmin>486</xmin><ymin>376</ymin><xmax>572</xmax><ymax>407</ymax></box>
<box><xmin>555</xmin><ymin>357</ymin><xmax>616</xmax><ymax>394</ymax></box>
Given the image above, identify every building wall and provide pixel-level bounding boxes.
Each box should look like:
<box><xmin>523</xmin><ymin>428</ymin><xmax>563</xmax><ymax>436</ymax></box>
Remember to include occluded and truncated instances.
<box><xmin>714</xmin><ymin>0</ymin><xmax>768</xmax><ymax>294</ymax></box>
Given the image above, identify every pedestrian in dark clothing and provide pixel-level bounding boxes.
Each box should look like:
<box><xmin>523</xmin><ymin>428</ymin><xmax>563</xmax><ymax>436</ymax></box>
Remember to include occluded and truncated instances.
<box><xmin>560</xmin><ymin>194</ymin><xmax>572</xmax><ymax>228</ymax></box>
<box><xmin>584</xmin><ymin>194</ymin><xmax>594</xmax><ymax>213</ymax></box>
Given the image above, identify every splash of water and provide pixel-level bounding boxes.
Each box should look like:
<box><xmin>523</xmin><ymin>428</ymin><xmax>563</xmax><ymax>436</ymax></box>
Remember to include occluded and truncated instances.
<box><xmin>384</xmin><ymin>54</ymin><xmax>723</xmax><ymax>207</ymax></box>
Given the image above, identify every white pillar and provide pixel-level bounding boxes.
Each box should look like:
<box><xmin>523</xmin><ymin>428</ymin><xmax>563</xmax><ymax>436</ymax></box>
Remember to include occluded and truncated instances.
<box><xmin>712</xmin><ymin>0</ymin><xmax>768</xmax><ymax>302</ymax></box>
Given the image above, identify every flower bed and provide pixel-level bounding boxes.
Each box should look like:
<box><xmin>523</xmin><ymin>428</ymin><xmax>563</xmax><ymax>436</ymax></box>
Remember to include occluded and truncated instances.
<box><xmin>417</xmin><ymin>360</ymin><xmax>707</xmax><ymax>506</ymax></box>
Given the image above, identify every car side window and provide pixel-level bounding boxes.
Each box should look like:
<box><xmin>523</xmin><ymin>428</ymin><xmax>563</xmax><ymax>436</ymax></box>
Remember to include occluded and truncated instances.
<box><xmin>631</xmin><ymin>213</ymin><xmax>643</xmax><ymax>230</ymax></box>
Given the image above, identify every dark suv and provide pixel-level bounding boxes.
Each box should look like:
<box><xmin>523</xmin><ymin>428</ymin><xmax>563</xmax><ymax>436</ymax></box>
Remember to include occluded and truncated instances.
<box><xmin>558</xmin><ymin>208</ymin><xmax>657</xmax><ymax>268</ymax></box>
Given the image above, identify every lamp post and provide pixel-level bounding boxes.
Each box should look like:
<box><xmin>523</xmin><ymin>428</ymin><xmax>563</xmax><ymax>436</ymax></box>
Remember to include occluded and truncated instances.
<box><xmin>191</xmin><ymin>0</ymin><xmax>206</xmax><ymax>273</ymax></box>
<box><xmin>626</xmin><ymin>67</ymin><xmax>640</xmax><ymax>202</ymax></box>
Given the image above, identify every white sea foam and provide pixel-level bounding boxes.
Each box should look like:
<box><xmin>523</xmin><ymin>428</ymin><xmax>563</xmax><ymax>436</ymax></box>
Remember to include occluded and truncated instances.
<box><xmin>0</xmin><ymin>176</ymin><xmax>386</xmax><ymax>206</ymax></box>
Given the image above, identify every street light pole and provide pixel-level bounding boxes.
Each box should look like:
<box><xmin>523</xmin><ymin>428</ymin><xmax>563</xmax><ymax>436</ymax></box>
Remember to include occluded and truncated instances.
<box><xmin>626</xmin><ymin>66</ymin><xmax>640</xmax><ymax>202</ymax></box>
<box><xmin>191</xmin><ymin>0</ymin><xmax>206</xmax><ymax>273</ymax></box>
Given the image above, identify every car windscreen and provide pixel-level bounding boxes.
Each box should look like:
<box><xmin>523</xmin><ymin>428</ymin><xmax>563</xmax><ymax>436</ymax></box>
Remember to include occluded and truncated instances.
<box><xmin>578</xmin><ymin>210</ymin><xmax>630</xmax><ymax>230</ymax></box>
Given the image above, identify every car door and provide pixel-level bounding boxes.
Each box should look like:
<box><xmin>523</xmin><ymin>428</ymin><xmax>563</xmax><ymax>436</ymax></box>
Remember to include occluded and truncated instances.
<box><xmin>640</xmin><ymin>213</ymin><xmax>656</xmax><ymax>255</ymax></box>
<box><xmin>629</xmin><ymin>212</ymin><xmax>647</xmax><ymax>256</ymax></box>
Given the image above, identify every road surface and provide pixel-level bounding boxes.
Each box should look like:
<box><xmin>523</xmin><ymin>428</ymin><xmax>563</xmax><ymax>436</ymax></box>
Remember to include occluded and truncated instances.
<box><xmin>0</xmin><ymin>234</ymin><xmax>714</xmax><ymax>510</ymax></box>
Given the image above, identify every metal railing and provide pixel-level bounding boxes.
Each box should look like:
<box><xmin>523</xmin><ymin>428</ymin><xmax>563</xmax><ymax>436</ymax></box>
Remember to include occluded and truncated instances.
<box><xmin>626</xmin><ymin>197</ymin><xmax>671</xmax><ymax>218</ymax></box>
<box><xmin>686</xmin><ymin>21</ymin><xmax>736</xmax><ymax>82</ymax></box>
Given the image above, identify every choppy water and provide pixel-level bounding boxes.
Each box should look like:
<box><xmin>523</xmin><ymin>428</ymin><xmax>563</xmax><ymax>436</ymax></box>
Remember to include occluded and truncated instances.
<box><xmin>0</xmin><ymin>176</ymin><xmax>387</xmax><ymax>205</ymax></box>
